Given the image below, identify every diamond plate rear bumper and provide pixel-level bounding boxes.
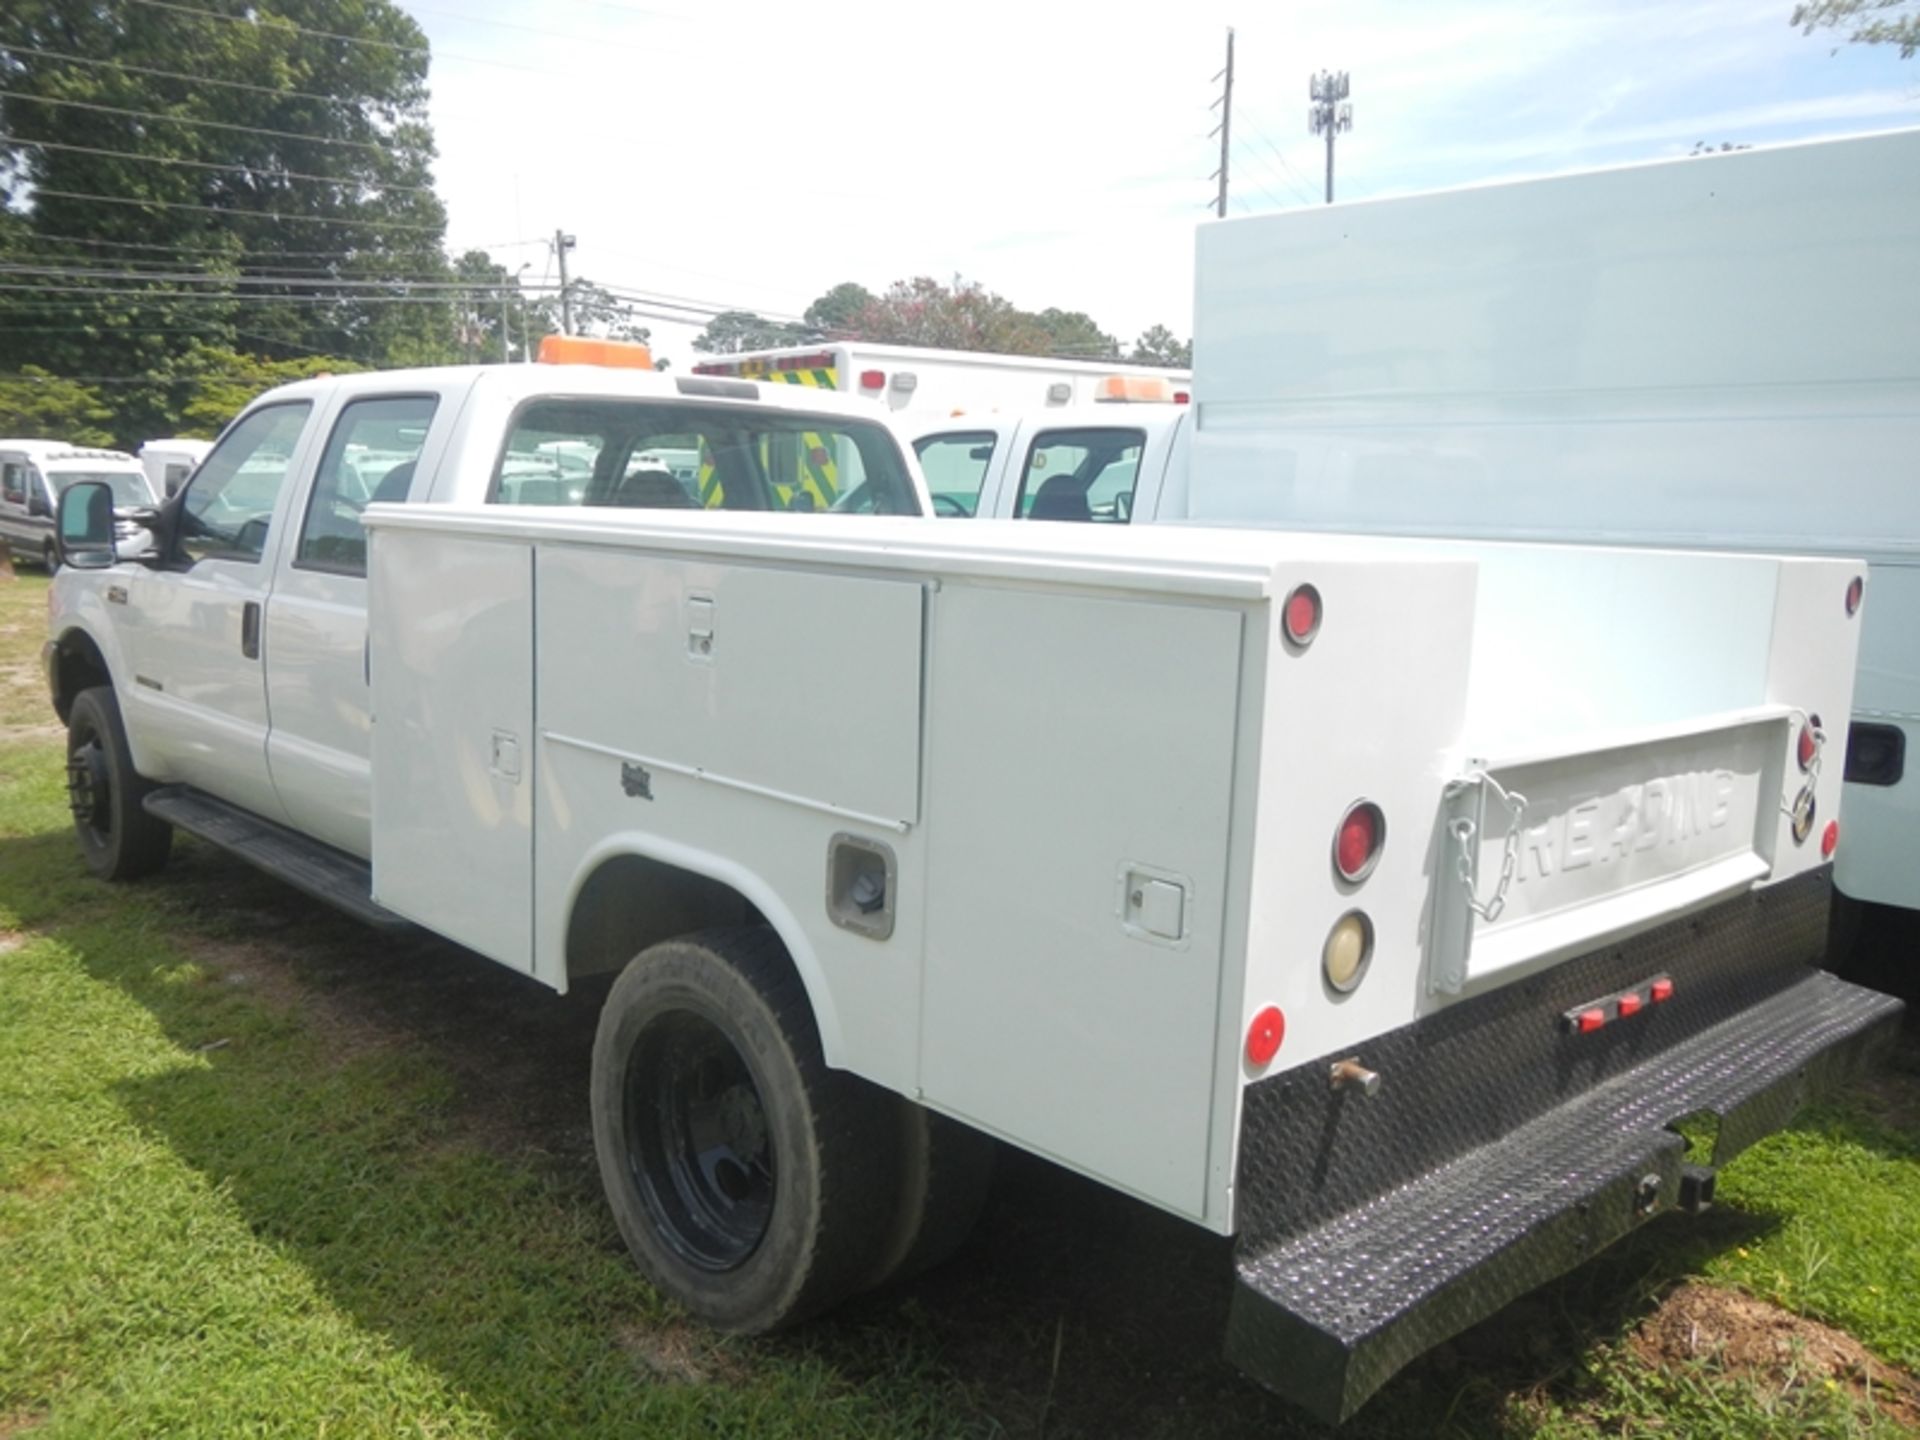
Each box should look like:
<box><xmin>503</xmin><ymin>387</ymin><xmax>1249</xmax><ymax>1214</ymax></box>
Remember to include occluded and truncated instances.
<box><xmin>1226</xmin><ymin>869</ymin><xmax>1903</xmax><ymax>1423</ymax></box>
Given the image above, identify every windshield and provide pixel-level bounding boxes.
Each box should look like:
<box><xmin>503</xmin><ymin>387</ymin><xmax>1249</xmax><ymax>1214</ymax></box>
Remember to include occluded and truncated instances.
<box><xmin>50</xmin><ymin>470</ymin><xmax>152</xmax><ymax>507</ymax></box>
<box><xmin>492</xmin><ymin>399</ymin><xmax>920</xmax><ymax>516</ymax></box>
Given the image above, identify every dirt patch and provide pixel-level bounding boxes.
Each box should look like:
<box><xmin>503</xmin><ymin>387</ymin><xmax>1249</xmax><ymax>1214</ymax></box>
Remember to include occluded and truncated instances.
<box><xmin>617</xmin><ymin>1321</ymin><xmax>752</xmax><ymax>1388</ymax></box>
<box><xmin>0</xmin><ymin>1409</ymin><xmax>46</xmax><ymax>1438</ymax></box>
<box><xmin>1631</xmin><ymin>1282</ymin><xmax>1920</xmax><ymax>1427</ymax></box>
<box><xmin>180</xmin><ymin>933</ymin><xmax>396</xmax><ymax>1070</ymax></box>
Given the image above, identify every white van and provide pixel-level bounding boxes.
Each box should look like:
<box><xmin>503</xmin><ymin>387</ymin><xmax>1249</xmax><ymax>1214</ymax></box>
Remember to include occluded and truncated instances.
<box><xmin>139</xmin><ymin>438</ymin><xmax>213</xmax><ymax>498</ymax></box>
<box><xmin>1</xmin><ymin>441</ymin><xmax>156</xmax><ymax>569</ymax></box>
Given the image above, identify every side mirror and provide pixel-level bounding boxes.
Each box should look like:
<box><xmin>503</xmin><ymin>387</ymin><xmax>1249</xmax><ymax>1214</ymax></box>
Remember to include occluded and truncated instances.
<box><xmin>56</xmin><ymin>482</ymin><xmax>118</xmax><ymax>570</ymax></box>
<box><xmin>27</xmin><ymin>487</ymin><xmax>52</xmax><ymax>519</ymax></box>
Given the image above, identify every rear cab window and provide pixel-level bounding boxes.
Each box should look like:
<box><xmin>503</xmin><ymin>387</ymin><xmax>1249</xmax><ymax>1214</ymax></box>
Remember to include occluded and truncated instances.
<box><xmin>1014</xmin><ymin>428</ymin><xmax>1146</xmax><ymax>524</ymax></box>
<box><xmin>490</xmin><ymin>399</ymin><xmax>919</xmax><ymax>517</ymax></box>
<box><xmin>912</xmin><ymin>431</ymin><xmax>997</xmax><ymax>518</ymax></box>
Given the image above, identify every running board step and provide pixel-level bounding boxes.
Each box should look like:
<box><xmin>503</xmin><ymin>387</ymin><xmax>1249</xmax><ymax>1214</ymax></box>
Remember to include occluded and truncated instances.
<box><xmin>143</xmin><ymin>786</ymin><xmax>410</xmax><ymax>932</ymax></box>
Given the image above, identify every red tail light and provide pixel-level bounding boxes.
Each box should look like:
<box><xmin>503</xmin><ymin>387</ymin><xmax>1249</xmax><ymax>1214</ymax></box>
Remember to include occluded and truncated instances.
<box><xmin>1283</xmin><ymin>583</ymin><xmax>1321</xmax><ymax>647</ymax></box>
<box><xmin>1245</xmin><ymin>1005</ymin><xmax>1285</xmax><ymax>1067</ymax></box>
<box><xmin>1334</xmin><ymin>801</ymin><xmax>1385</xmax><ymax>882</ymax></box>
<box><xmin>1846</xmin><ymin>575</ymin><xmax>1864</xmax><ymax>616</ymax></box>
<box><xmin>859</xmin><ymin>369</ymin><xmax>885</xmax><ymax>390</ymax></box>
<box><xmin>1173</xmin><ymin>390</ymin><xmax>1191</xmax><ymax>404</ymax></box>
<box><xmin>1822</xmin><ymin>820</ymin><xmax>1840</xmax><ymax>858</ymax></box>
<box><xmin>1798</xmin><ymin>724</ymin><xmax>1818</xmax><ymax>771</ymax></box>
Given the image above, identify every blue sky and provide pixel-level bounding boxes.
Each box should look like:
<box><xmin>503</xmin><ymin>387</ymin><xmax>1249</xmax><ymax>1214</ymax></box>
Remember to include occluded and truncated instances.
<box><xmin>405</xmin><ymin>0</ymin><xmax>1918</xmax><ymax>365</ymax></box>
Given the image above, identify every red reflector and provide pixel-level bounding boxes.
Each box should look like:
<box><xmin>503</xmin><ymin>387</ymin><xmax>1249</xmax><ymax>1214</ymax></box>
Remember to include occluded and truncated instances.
<box><xmin>859</xmin><ymin>369</ymin><xmax>885</xmax><ymax>390</ymax></box>
<box><xmin>1650</xmin><ymin>977</ymin><xmax>1674</xmax><ymax>1003</ymax></box>
<box><xmin>1576</xmin><ymin>1008</ymin><xmax>1606</xmax><ymax>1034</ymax></box>
<box><xmin>1798</xmin><ymin>725</ymin><xmax>1817</xmax><ymax>771</ymax></box>
<box><xmin>1822</xmin><ymin>820</ymin><xmax>1840</xmax><ymax>858</ymax></box>
<box><xmin>1173</xmin><ymin>390</ymin><xmax>1191</xmax><ymax>404</ymax></box>
<box><xmin>1616</xmin><ymin>992</ymin><xmax>1643</xmax><ymax>1018</ymax></box>
<box><xmin>1245</xmin><ymin>1005</ymin><xmax>1285</xmax><ymax>1067</ymax></box>
<box><xmin>1846</xmin><ymin>575</ymin><xmax>1864</xmax><ymax>616</ymax></box>
<box><xmin>1283</xmin><ymin>584</ymin><xmax>1321</xmax><ymax>646</ymax></box>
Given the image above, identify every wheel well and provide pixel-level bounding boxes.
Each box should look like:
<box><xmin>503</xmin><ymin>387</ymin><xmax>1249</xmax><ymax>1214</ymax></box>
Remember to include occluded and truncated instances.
<box><xmin>566</xmin><ymin>852</ymin><xmax>767</xmax><ymax>983</ymax></box>
<box><xmin>50</xmin><ymin>630</ymin><xmax>110</xmax><ymax>724</ymax></box>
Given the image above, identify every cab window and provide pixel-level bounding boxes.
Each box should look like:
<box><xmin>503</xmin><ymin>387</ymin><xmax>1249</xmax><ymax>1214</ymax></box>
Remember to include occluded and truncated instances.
<box><xmin>491</xmin><ymin>399</ymin><xmax>919</xmax><ymax>516</ymax></box>
<box><xmin>912</xmin><ymin>431</ymin><xmax>996</xmax><ymax>518</ymax></box>
<box><xmin>1013</xmin><ymin>428</ymin><xmax>1145</xmax><ymax>524</ymax></box>
<box><xmin>178</xmin><ymin>402</ymin><xmax>312</xmax><ymax>565</ymax></box>
<box><xmin>296</xmin><ymin>395</ymin><xmax>438</xmax><ymax>576</ymax></box>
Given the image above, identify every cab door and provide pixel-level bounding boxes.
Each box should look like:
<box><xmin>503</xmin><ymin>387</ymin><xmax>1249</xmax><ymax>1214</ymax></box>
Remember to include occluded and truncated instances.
<box><xmin>263</xmin><ymin>389</ymin><xmax>452</xmax><ymax>858</ymax></box>
<box><xmin>121</xmin><ymin>401</ymin><xmax>317</xmax><ymax>822</ymax></box>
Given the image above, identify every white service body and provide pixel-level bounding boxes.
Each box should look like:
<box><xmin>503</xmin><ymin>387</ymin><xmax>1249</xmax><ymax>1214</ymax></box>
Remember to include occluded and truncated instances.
<box><xmin>362</xmin><ymin>506</ymin><xmax>1858</xmax><ymax>1230</ymax></box>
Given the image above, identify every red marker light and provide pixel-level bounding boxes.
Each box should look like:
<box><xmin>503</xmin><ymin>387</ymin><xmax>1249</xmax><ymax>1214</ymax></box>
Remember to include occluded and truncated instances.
<box><xmin>1333</xmin><ymin>801</ymin><xmax>1385</xmax><ymax>883</ymax></box>
<box><xmin>1822</xmin><ymin>820</ymin><xmax>1840</xmax><ymax>858</ymax></box>
<box><xmin>859</xmin><ymin>369</ymin><xmax>886</xmax><ymax>390</ymax></box>
<box><xmin>1616</xmin><ymin>992</ymin><xmax>1643</xmax><ymax>1018</ymax></box>
<box><xmin>1576</xmin><ymin>1008</ymin><xmax>1606</xmax><ymax>1034</ymax></box>
<box><xmin>1798</xmin><ymin>725</ymin><xmax>1818</xmax><ymax>771</ymax></box>
<box><xmin>1650</xmin><ymin>978</ymin><xmax>1674</xmax><ymax>1003</ymax></box>
<box><xmin>1245</xmin><ymin>1006</ymin><xmax>1286</xmax><ymax>1067</ymax></box>
<box><xmin>1846</xmin><ymin>575</ymin><xmax>1864</xmax><ymax>616</ymax></box>
<box><xmin>1283</xmin><ymin>584</ymin><xmax>1322</xmax><ymax>647</ymax></box>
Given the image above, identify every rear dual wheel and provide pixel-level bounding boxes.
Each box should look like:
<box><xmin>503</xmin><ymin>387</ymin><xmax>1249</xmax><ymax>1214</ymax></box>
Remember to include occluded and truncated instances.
<box><xmin>590</xmin><ymin>927</ymin><xmax>993</xmax><ymax>1331</ymax></box>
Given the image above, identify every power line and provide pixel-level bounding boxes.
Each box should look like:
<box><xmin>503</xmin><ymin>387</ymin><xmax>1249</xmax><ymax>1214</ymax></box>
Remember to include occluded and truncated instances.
<box><xmin>0</xmin><ymin>43</ymin><xmax>358</xmax><ymax>110</ymax></box>
<box><xmin>1</xmin><ymin>231</ymin><xmax>462</xmax><ymax>259</ymax></box>
<box><xmin>1</xmin><ymin>133</ymin><xmax>439</xmax><ymax>195</ymax></box>
<box><xmin>1257</xmin><ymin>136</ymin><xmax>1320</xmax><ymax>206</ymax></box>
<box><xmin>0</xmin><ymin>90</ymin><xmax>396</xmax><ymax>155</ymax></box>
<box><xmin>21</xmin><ymin>187</ymin><xmax>448</xmax><ymax>234</ymax></box>
<box><xmin>0</xmin><ymin>263</ymin><xmax>562</xmax><ymax>293</ymax></box>
<box><xmin>125</xmin><ymin>0</ymin><xmax>556</xmax><ymax>79</ymax></box>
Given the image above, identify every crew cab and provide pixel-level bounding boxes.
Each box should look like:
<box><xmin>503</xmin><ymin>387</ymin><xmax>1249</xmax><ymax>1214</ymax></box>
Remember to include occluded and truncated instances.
<box><xmin>43</xmin><ymin>357</ymin><xmax>1901</xmax><ymax>1422</ymax></box>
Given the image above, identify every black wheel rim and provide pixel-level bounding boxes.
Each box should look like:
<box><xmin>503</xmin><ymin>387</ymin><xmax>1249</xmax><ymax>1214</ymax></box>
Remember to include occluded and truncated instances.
<box><xmin>66</xmin><ymin>729</ymin><xmax>112</xmax><ymax>846</ymax></box>
<box><xmin>624</xmin><ymin>1010</ymin><xmax>775</xmax><ymax>1272</ymax></box>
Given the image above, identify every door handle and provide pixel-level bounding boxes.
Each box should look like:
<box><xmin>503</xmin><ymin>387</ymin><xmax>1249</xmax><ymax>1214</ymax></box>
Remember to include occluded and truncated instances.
<box><xmin>241</xmin><ymin>601</ymin><xmax>261</xmax><ymax>660</ymax></box>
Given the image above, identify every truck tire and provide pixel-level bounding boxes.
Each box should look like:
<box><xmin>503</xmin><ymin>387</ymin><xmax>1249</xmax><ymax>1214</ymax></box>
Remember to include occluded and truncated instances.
<box><xmin>865</xmin><ymin>1102</ymin><xmax>996</xmax><ymax>1290</ymax></box>
<box><xmin>65</xmin><ymin>686</ymin><xmax>173</xmax><ymax>881</ymax></box>
<box><xmin>42</xmin><ymin>541</ymin><xmax>58</xmax><ymax>573</ymax></box>
<box><xmin>590</xmin><ymin>927</ymin><xmax>898</xmax><ymax>1332</ymax></box>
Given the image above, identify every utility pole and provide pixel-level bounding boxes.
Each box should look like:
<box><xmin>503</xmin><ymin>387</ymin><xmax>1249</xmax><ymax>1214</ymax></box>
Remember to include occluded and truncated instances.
<box><xmin>1308</xmin><ymin>71</ymin><xmax>1353</xmax><ymax>204</ymax></box>
<box><xmin>553</xmin><ymin>229</ymin><xmax>577</xmax><ymax>335</ymax></box>
<box><xmin>1208</xmin><ymin>28</ymin><xmax>1235</xmax><ymax>219</ymax></box>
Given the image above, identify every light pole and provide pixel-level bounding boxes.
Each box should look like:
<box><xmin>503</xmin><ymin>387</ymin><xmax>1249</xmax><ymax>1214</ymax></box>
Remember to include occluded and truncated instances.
<box><xmin>504</xmin><ymin>262</ymin><xmax>531</xmax><ymax>362</ymax></box>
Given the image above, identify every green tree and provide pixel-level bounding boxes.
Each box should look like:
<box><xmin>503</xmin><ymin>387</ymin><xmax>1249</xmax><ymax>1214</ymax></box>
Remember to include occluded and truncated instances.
<box><xmin>0</xmin><ymin>366</ymin><xmax>115</xmax><ymax>446</ymax></box>
<box><xmin>170</xmin><ymin>344</ymin><xmax>364</xmax><ymax>435</ymax></box>
<box><xmin>1129</xmin><ymin>325</ymin><xmax>1193</xmax><ymax>368</ymax></box>
<box><xmin>693</xmin><ymin>309</ymin><xmax>805</xmax><ymax>354</ymax></box>
<box><xmin>851</xmin><ymin>276</ymin><xmax>1051</xmax><ymax>354</ymax></box>
<box><xmin>0</xmin><ymin>0</ymin><xmax>453</xmax><ymax>436</ymax></box>
<box><xmin>1030</xmin><ymin>307</ymin><xmax>1118</xmax><ymax>359</ymax></box>
<box><xmin>803</xmin><ymin>281</ymin><xmax>874</xmax><ymax>336</ymax></box>
<box><xmin>1792</xmin><ymin>0</ymin><xmax>1919</xmax><ymax>55</ymax></box>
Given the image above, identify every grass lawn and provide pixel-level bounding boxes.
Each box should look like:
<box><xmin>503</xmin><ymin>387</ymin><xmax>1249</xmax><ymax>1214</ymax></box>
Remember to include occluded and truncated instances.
<box><xmin>2</xmin><ymin>560</ymin><xmax>1918</xmax><ymax>1438</ymax></box>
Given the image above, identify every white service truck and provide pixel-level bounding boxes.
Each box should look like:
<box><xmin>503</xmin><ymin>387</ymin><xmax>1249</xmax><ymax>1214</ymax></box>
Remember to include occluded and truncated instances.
<box><xmin>690</xmin><ymin>339</ymin><xmax>1190</xmax><ymax>414</ymax></box>
<box><xmin>44</xmin><ymin>359</ymin><xmax>1901</xmax><ymax>1422</ymax></box>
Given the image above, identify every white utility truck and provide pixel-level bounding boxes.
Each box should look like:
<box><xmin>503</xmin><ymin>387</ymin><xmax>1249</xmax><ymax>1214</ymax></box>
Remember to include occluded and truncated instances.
<box><xmin>909</xmin><ymin>402</ymin><xmax>1193</xmax><ymax>520</ymax></box>
<box><xmin>690</xmin><ymin>339</ymin><xmax>1190</xmax><ymax>414</ymax></box>
<box><xmin>138</xmin><ymin>437</ymin><xmax>213</xmax><ymax>498</ymax></box>
<box><xmin>45</xmin><ymin>357</ymin><xmax>1900</xmax><ymax>1422</ymax></box>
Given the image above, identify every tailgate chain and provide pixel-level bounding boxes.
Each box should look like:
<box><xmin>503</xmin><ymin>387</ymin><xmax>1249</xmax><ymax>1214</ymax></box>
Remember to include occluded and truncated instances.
<box><xmin>1444</xmin><ymin>771</ymin><xmax>1530</xmax><ymax>923</ymax></box>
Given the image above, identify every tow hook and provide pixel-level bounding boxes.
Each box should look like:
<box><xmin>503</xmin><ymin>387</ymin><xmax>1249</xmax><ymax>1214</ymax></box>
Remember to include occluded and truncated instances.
<box><xmin>1634</xmin><ymin>1172</ymin><xmax>1662</xmax><ymax>1218</ymax></box>
<box><xmin>1329</xmin><ymin>1058</ymin><xmax>1381</xmax><ymax>1098</ymax></box>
